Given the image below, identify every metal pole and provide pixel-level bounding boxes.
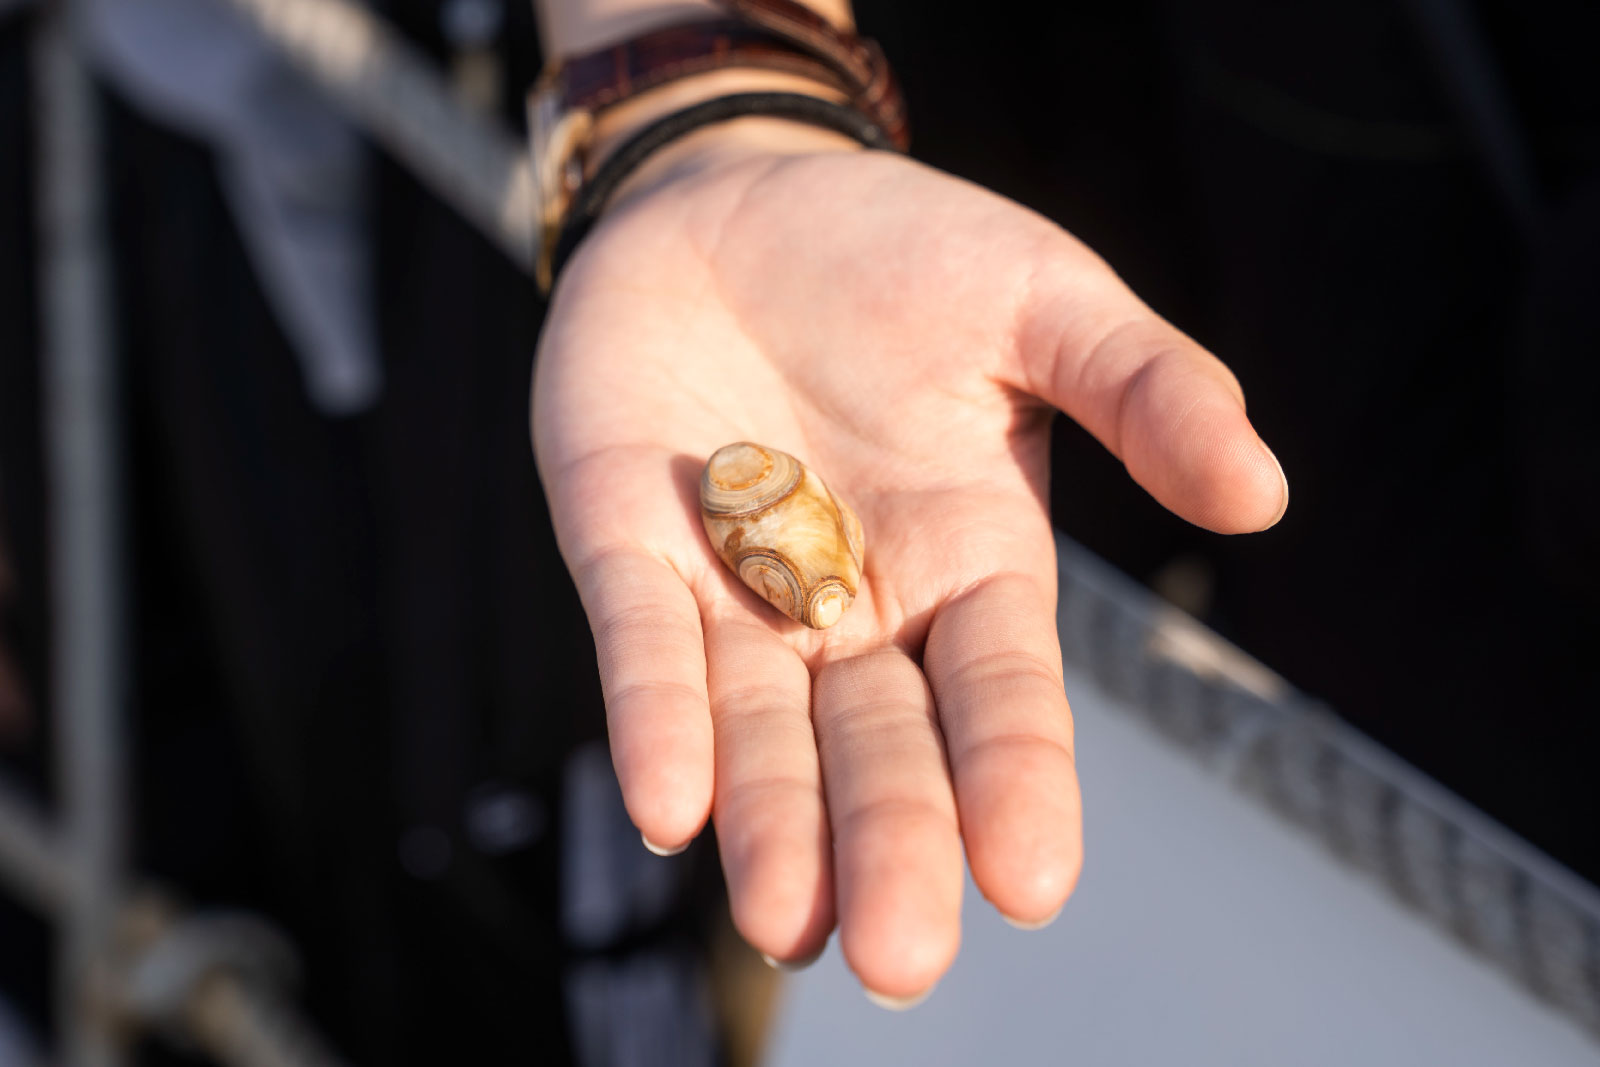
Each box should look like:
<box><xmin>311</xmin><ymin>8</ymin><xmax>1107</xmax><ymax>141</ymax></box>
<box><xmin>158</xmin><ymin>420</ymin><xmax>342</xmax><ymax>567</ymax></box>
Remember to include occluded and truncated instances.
<box><xmin>35</xmin><ymin>2</ymin><xmax>129</xmax><ymax>1063</ymax></box>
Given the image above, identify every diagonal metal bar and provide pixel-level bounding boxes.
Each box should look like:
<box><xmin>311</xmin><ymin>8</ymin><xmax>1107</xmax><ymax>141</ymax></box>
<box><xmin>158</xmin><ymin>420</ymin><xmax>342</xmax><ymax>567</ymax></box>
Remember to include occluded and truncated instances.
<box><xmin>1056</xmin><ymin>533</ymin><xmax>1600</xmax><ymax>1039</ymax></box>
<box><xmin>219</xmin><ymin>0</ymin><xmax>537</xmax><ymax>270</ymax></box>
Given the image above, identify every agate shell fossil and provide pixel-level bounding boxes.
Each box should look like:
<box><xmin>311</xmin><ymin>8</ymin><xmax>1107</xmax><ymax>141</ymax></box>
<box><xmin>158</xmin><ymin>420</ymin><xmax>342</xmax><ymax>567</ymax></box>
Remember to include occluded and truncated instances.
<box><xmin>699</xmin><ymin>442</ymin><xmax>864</xmax><ymax>629</ymax></box>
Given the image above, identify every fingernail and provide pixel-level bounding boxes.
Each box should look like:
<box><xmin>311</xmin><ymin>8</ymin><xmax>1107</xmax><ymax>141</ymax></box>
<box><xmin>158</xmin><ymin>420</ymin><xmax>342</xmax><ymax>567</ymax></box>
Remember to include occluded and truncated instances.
<box><xmin>1262</xmin><ymin>443</ymin><xmax>1289</xmax><ymax>529</ymax></box>
<box><xmin>1001</xmin><ymin>905</ymin><xmax>1063</xmax><ymax>931</ymax></box>
<box><xmin>760</xmin><ymin>945</ymin><xmax>825</xmax><ymax>972</ymax></box>
<box><xmin>641</xmin><ymin>832</ymin><xmax>688</xmax><ymax>857</ymax></box>
<box><xmin>864</xmin><ymin>985</ymin><xmax>934</xmax><ymax>1011</ymax></box>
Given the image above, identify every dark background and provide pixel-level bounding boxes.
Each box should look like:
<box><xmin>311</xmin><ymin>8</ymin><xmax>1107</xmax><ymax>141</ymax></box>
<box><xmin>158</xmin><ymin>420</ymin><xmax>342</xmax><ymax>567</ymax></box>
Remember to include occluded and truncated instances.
<box><xmin>857</xmin><ymin>0</ymin><xmax>1600</xmax><ymax>880</ymax></box>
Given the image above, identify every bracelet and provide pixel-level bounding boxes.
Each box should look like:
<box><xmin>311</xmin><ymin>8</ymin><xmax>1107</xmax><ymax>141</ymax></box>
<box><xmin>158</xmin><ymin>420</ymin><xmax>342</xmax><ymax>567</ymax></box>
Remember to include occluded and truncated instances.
<box><xmin>544</xmin><ymin>91</ymin><xmax>897</xmax><ymax>293</ymax></box>
<box><xmin>529</xmin><ymin>5</ymin><xmax>909</xmax><ymax>294</ymax></box>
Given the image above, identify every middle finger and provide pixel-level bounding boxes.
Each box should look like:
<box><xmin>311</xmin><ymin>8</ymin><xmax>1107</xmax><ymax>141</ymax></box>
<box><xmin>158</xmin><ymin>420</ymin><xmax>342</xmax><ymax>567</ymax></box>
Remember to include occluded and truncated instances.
<box><xmin>813</xmin><ymin>649</ymin><xmax>963</xmax><ymax>1003</ymax></box>
<box><xmin>706</xmin><ymin>607</ymin><xmax>834</xmax><ymax>965</ymax></box>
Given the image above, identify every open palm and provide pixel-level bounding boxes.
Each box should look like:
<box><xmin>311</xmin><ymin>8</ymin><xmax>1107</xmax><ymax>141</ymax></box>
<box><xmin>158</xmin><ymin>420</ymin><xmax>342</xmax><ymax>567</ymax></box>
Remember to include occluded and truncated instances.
<box><xmin>532</xmin><ymin>139</ymin><xmax>1286</xmax><ymax>1002</ymax></box>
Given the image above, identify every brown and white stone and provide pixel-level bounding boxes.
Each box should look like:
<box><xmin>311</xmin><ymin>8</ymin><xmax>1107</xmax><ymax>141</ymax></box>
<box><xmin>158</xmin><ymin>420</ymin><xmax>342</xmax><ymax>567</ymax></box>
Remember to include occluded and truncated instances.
<box><xmin>699</xmin><ymin>442</ymin><xmax>864</xmax><ymax>629</ymax></box>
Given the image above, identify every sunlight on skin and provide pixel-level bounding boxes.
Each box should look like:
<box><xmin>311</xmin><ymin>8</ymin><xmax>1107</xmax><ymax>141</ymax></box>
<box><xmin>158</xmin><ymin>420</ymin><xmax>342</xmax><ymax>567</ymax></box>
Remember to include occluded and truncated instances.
<box><xmin>533</xmin><ymin>136</ymin><xmax>1286</xmax><ymax>1003</ymax></box>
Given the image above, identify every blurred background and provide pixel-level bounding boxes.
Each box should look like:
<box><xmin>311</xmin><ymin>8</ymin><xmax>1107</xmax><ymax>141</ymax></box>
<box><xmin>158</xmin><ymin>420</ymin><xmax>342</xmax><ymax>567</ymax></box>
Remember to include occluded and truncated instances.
<box><xmin>1</xmin><ymin>0</ymin><xmax>1597</xmax><ymax>1064</ymax></box>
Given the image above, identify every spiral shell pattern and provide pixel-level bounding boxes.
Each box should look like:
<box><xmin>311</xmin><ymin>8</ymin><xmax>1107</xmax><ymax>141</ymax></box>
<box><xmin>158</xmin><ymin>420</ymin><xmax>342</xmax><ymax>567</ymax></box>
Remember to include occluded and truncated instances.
<box><xmin>700</xmin><ymin>442</ymin><xmax>802</xmax><ymax>517</ymax></box>
<box><xmin>737</xmin><ymin>551</ymin><xmax>803</xmax><ymax>618</ymax></box>
<box><xmin>699</xmin><ymin>442</ymin><xmax>863</xmax><ymax>629</ymax></box>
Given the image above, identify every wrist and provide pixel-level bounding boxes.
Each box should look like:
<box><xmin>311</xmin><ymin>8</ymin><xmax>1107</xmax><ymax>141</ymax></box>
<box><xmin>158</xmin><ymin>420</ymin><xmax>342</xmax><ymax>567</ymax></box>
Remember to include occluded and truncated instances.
<box><xmin>606</xmin><ymin>113</ymin><xmax>863</xmax><ymax>216</ymax></box>
<box><xmin>548</xmin><ymin>92</ymin><xmax>886</xmax><ymax>291</ymax></box>
<box><xmin>591</xmin><ymin>69</ymin><xmax>858</xmax><ymax>208</ymax></box>
<box><xmin>590</xmin><ymin>65</ymin><xmax>844</xmax><ymax>160</ymax></box>
<box><xmin>530</xmin><ymin>2</ymin><xmax>900</xmax><ymax>290</ymax></box>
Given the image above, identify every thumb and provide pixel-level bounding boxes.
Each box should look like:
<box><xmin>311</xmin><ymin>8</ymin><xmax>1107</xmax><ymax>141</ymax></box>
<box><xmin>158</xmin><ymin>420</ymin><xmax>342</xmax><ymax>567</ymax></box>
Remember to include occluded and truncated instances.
<box><xmin>1014</xmin><ymin>252</ymin><xmax>1288</xmax><ymax>534</ymax></box>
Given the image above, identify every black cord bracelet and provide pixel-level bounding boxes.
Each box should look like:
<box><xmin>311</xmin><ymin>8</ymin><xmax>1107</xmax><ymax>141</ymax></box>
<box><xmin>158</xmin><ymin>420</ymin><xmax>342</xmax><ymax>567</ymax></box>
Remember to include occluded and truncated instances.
<box><xmin>548</xmin><ymin>91</ymin><xmax>898</xmax><ymax>291</ymax></box>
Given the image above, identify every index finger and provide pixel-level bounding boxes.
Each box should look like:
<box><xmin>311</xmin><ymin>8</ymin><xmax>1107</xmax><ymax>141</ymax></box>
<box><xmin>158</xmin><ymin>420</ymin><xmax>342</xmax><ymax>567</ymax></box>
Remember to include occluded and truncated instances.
<box><xmin>570</xmin><ymin>543</ymin><xmax>714</xmax><ymax>855</ymax></box>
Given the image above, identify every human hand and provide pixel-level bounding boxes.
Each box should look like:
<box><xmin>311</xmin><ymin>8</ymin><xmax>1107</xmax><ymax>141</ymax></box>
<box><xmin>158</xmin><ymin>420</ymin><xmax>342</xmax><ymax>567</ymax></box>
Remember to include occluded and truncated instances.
<box><xmin>532</xmin><ymin>120</ymin><xmax>1286</xmax><ymax>1002</ymax></box>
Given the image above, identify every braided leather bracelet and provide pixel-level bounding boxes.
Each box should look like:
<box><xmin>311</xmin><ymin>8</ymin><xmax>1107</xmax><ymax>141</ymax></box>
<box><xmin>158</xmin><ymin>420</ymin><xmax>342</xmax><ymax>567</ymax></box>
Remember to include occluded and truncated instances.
<box><xmin>546</xmin><ymin>91</ymin><xmax>898</xmax><ymax>293</ymax></box>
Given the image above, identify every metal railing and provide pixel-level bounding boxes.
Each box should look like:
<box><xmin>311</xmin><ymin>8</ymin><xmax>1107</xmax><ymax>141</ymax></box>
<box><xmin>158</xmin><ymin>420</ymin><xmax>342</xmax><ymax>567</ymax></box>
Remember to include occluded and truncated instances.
<box><xmin>1055</xmin><ymin>537</ymin><xmax>1600</xmax><ymax>1037</ymax></box>
<box><xmin>36</xmin><ymin>6</ymin><xmax>124</xmax><ymax>1061</ymax></box>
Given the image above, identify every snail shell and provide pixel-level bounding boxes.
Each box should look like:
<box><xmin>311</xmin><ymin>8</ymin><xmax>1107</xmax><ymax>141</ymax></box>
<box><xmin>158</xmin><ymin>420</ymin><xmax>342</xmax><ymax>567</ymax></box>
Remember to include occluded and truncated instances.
<box><xmin>700</xmin><ymin>442</ymin><xmax>864</xmax><ymax>629</ymax></box>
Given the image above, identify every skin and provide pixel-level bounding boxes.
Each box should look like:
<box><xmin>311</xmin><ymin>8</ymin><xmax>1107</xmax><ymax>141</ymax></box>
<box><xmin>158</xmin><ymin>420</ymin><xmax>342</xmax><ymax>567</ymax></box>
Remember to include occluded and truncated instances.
<box><xmin>532</xmin><ymin>116</ymin><xmax>1288</xmax><ymax>1002</ymax></box>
